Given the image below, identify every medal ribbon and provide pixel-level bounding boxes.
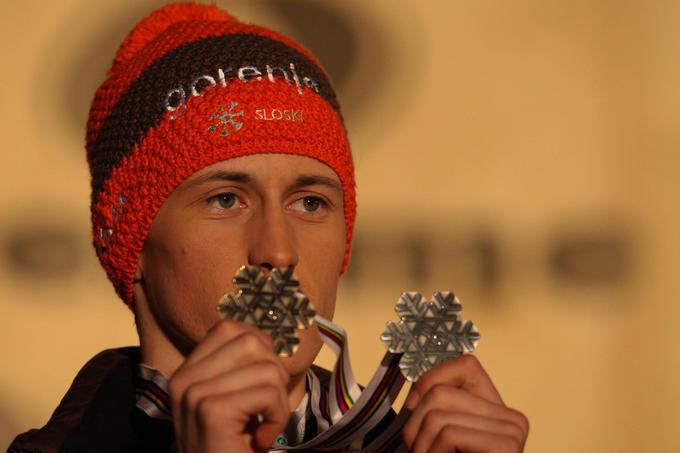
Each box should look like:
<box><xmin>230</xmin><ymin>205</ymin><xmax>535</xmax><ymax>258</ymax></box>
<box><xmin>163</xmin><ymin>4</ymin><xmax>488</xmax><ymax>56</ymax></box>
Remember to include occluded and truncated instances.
<box><xmin>273</xmin><ymin>315</ymin><xmax>408</xmax><ymax>451</ymax></box>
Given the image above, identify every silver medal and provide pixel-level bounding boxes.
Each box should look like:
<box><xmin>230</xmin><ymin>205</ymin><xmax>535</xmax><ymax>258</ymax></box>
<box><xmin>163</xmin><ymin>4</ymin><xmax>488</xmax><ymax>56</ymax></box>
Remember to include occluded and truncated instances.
<box><xmin>217</xmin><ymin>265</ymin><xmax>316</xmax><ymax>357</ymax></box>
<box><xmin>381</xmin><ymin>291</ymin><xmax>480</xmax><ymax>382</ymax></box>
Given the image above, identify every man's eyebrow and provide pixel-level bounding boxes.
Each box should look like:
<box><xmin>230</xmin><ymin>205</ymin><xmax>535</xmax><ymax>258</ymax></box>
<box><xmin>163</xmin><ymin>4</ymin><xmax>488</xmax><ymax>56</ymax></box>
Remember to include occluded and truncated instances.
<box><xmin>183</xmin><ymin>171</ymin><xmax>252</xmax><ymax>189</ymax></box>
<box><xmin>294</xmin><ymin>174</ymin><xmax>343</xmax><ymax>192</ymax></box>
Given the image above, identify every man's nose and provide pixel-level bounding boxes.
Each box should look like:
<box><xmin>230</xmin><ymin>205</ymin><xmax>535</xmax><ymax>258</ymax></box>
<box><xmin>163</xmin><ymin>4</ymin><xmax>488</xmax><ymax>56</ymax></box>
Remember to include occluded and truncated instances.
<box><xmin>247</xmin><ymin>207</ymin><xmax>299</xmax><ymax>270</ymax></box>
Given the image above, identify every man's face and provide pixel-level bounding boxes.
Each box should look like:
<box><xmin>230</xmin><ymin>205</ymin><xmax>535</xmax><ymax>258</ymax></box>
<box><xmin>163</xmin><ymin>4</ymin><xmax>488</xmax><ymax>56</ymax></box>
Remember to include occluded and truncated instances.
<box><xmin>138</xmin><ymin>153</ymin><xmax>346</xmax><ymax>376</ymax></box>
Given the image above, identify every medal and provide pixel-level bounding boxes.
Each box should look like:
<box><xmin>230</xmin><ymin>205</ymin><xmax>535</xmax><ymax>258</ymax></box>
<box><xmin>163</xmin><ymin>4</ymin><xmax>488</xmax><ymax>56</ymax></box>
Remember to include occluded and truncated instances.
<box><xmin>217</xmin><ymin>265</ymin><xmax>316</xmax><ymax>357</ymax></box>
<box><xmin>381</xmin><ymin>291</ymin><xmax>481</xmax><ymax>382</ymax></box>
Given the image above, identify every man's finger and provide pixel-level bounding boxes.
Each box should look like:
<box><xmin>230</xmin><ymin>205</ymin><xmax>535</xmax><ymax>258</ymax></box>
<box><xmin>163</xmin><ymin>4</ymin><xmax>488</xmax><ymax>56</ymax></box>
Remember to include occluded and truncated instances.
<box><xmin>409</xmin><ymin>355</ymin><xmax>504</xmax><ymax>408</ymax></box>
<box><xmin>170</xmin><ymin>331</ymin><xmax>286</xmax><ymax>402</ymax></box>
<box><xmin>410</xmin><ymin>410</ymin><xmax>526</xmax><ymax>453</ymax></box>
<box><xmin>180</xmin><ymin>361</ymin><xmax>290</xmax><ymax>416</ymax></box>
<box><xmin>403</xmin><ymin>385</ymin><xmax>528</xmax><ymax>447</ymax></box>
<box><xmin>183</xmin><ymin>319</ymin><xmax>274</xmax><ymax>367</ymax></box>
<box><xmin>426</xmin><ymin>424</ymin><xmax>522</xmax><ymax>453</ymax></box>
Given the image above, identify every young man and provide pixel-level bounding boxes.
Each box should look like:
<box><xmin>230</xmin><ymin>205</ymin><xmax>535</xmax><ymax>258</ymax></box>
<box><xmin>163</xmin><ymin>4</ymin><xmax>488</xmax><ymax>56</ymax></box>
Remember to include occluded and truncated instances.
<box><xmin>10</xmin><ymin>3</ymin><xmax>528</xmax><ymax>452</ymax></box>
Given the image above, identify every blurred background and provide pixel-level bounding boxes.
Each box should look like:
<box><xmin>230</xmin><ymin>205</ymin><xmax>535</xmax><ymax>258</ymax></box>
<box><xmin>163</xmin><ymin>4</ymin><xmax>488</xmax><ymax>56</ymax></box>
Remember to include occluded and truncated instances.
<box><xmin>1</xmin><ymin>0</ymin><xmax>679</xmax><ymax>451</ymax></box>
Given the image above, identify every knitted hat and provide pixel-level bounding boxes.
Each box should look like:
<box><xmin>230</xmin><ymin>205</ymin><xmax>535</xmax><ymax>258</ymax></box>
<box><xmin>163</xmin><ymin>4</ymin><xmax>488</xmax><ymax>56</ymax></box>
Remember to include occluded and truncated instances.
<box><xmin>86</xmin><ymin>2</ymin><xmax>355</xmax><ymax>305</ymax></box>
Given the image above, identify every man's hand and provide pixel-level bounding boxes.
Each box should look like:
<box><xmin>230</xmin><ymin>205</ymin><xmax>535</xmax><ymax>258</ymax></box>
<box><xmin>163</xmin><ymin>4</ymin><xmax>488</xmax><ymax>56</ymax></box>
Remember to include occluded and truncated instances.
<box><xmin>168</xmin><ymin>320</ymin><xmax>291</xmax><ymax>453</ymax></box>
<box><xmin>402</xmin><ymin>355</ymin><xmax>529</xmax><ymax>453</ymax></box>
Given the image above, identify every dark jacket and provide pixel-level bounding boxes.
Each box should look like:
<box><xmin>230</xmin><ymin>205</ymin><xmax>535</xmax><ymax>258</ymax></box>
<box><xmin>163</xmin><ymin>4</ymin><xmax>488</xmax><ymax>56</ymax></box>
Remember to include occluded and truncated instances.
<box><xmin>9</xmin><ymin>348</ymin><xmax>173</xmax><ymax>453</ymax></box>
<box><xmin>8</xmin><ymin>348</ymin><xmax>399</xmax><ymax>453</ymax></box>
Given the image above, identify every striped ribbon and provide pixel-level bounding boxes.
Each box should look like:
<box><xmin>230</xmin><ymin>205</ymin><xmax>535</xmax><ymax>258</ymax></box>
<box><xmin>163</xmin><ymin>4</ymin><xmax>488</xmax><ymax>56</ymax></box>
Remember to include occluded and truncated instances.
<box><xmin>274</xmin><ymin>315</ymin><xmax>408</xmax><ymax>451</ymax></box>
<box><xmin>136</xmin><ymin>364</ymin><xmax>172</xmax><ymax>420</ymax></box>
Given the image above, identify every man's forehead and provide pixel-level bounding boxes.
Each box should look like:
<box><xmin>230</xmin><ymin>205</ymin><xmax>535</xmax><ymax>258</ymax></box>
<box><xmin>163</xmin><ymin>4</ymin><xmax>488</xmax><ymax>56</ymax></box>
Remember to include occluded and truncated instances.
<box><xmin>181</xmin><ymin>153</ymin><xmax>343</xmax><ymax>191</ymax></box>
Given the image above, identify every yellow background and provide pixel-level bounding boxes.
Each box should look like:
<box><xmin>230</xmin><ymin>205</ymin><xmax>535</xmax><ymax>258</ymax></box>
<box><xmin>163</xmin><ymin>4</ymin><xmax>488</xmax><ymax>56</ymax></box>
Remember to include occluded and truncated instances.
<box><xmin>1</xmin><ymin>1</ymin><xmax>679</xmax><ymax>451</ymax></box>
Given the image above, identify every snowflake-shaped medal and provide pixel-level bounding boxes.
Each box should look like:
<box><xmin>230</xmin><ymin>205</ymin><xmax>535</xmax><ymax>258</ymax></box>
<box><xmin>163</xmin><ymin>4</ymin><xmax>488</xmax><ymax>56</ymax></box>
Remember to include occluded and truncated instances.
<box><xmin>381</xmin><ymin>292</ymin><xmax>480</xmax><ymax>382</ymax></box>
<box><xmin>217</xmin><ymin>265</ymin><xmax>316</xmax><ymax>357</ymax></box>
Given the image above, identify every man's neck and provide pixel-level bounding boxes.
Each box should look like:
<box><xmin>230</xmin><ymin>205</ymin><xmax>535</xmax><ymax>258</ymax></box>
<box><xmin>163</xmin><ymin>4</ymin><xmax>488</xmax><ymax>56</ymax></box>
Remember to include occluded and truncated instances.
<box><xmin>134</xmin><ymin>292</ymin><xmax>308</xmax><ymax>412</ymax></box>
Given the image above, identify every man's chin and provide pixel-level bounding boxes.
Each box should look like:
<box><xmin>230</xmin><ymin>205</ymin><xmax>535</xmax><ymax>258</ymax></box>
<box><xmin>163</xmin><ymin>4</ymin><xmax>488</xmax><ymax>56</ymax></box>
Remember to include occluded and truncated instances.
<box><xmin>281</xmin><ymin>328</ymin><xmax>324</xmax><ymax>377</ymax></box>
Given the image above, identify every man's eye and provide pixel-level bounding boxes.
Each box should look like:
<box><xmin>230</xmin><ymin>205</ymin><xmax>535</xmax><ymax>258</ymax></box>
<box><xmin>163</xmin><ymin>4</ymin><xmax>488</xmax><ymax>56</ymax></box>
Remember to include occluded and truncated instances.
<box><xmin>302</xmin><ymin>196</ymin><xmax>322</xmax><ymax>212</ymax></box>
<box><xmin>209</xmin><ymin>193</ymin><xmax>238</xmax><ymax>209</ymax></box>
<box><xmin>290</xmin><ymin>196</ymin><xmax>327</xmax><ymax>214</ymax></box>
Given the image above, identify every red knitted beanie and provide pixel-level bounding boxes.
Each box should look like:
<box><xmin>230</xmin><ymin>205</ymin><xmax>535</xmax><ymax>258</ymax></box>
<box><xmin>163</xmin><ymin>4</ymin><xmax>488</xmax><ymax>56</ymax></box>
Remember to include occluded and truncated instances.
<box><xmin>86</xmin><ymin>2</ymin><xmax>356</xmax><ymax>305</ymax></box>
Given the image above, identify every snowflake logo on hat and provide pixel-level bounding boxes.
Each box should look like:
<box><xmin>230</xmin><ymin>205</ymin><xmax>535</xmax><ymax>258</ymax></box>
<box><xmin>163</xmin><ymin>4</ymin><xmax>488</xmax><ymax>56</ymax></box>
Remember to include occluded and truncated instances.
<box><xmin>208</xmin><ymin>100</ymin><xmax>244</xmax><ymax>136</ymax></box>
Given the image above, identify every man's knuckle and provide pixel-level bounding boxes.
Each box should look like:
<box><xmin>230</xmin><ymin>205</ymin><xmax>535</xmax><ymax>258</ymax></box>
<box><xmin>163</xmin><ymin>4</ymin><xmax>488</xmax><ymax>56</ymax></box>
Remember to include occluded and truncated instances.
<box><xmin>168</xmin><ymin>374</ymin><xmax>187</xmax><ymax>404</ymax></box>
<box><xmin>261</xmin><ymin>383</ymin><xmax>283</xmax><ymax>398</ymax></box>
<box><xmin>496</xmin><ymin>434</ymin><xmax>522</xmax><ymax>453</ymax></box>
<box><xmin>458</xmin><ymin>353</ymin><xmax>481</xmax><ymax>372</ymax></box>
<box><xmin>401</xmin><ymin>423</ymin><xmax>415</xmax><ymax>447</ymax></box>
<box><xmin>428</xmin><ymin>383</ymin><xmax>453</xmax><ymax>402</ymax></box>
<box><xmin>421</xmin><ymin>410</ymin><xmax>446</xmax><ymax>434</ymax></box>
<box><xmin>503</xmin><ymin>420</ymin><xmax>525</xmax><ymax>444</ymax></box>
<box><xmin>415</xmin><ymin>372</ymin><xmax>434</xmax><ymax>393</ymax></box>
<box><xmin>182</xmin><ymin>384</ymin><xmax>203</xmax><ymax>410</ymax></box>
<box><xmin>424</xmin><ymin>409</ymin><xmax>447</xmax><ymax>424</ymax></box>
<box><xmin>508</xmin><ymin>408</ymin><xmax>530</xmax><ymax>434</ymax></box>
<box><xmin>261</xmin><ymin>361</ymin><xmax>284</xmax><ymax>383</ymax></box>
<box><xmin>479</xmin><ymin>431</ymin><xmax>520</xmax><ymax>453</ymax></box>
<box><xmin>241</xmin><ymin>332</ymin><xmax>264</xmax><ymax>354</ymax></box>
<box><xmin>196</xmin><ymin>397</ymin><xmax>220</xmax><ymax>421</ymax></box>
<box><xmin>438</xmin><ymin>424</ymin><xmax>461</xmax><ymax>444</ymax></box>
<box><xmin>517</xmin><ymin>410</ymin><xmax>530</xmax><ymax>434</ymax></box>
<box><xmin>211</xmin><ymin>319</ymin><xmax>232</xmax><ymax>337</ymax></box>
